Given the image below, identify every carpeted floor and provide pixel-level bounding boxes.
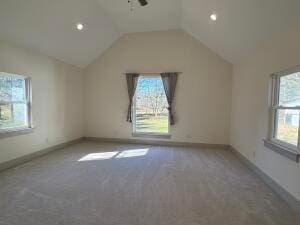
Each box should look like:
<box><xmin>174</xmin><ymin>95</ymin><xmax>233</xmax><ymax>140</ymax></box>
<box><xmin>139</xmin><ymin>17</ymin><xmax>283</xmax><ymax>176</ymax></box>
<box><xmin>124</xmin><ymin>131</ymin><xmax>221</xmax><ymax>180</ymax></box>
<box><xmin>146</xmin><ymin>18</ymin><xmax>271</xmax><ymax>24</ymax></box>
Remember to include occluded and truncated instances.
<box><xmin>0</xmin><ymin>141</ymin><xmax>299</xmax><ymax>225</ymax></box>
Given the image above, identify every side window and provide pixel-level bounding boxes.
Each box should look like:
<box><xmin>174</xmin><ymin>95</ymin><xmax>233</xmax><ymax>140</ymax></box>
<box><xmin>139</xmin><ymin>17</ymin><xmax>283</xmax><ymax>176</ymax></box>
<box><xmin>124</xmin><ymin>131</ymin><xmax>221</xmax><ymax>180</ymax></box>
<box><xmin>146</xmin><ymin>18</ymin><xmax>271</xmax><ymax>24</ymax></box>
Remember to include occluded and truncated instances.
<box><xmin>270</xmin><ymin>69</ymin><xmax>300</xmax><ymax>149</ymax></box>
<box><xmin>0</xmin><ymin>73</ymin><xmax>32</xmax><ymax>133</ymax></box>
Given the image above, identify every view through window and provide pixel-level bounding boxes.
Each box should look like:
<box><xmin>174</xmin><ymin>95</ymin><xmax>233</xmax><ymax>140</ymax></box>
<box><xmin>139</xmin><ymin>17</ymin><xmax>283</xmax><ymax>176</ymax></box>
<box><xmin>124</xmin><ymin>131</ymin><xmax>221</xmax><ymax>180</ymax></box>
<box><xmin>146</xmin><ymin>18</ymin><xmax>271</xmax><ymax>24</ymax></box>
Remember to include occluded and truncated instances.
<box><xmin>134</xmin><ymin>76</ymin><xmax>169</xmax><ymax>134</ymax></box>
<box><xmin>0</xmin><ymin>73</ymin><xmax>31</xmax><ymax>131</ymax></box>
<box><xmin>272</xmin><ymin>71</ymin><xmax>300</xmax><ymax>147</ymax></box>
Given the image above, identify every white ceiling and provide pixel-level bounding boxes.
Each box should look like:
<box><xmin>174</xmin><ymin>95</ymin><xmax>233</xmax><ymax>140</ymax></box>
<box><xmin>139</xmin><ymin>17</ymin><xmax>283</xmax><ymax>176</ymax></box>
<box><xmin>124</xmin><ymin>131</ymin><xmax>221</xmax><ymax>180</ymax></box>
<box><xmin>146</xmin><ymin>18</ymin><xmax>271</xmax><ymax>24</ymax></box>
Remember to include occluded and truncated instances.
<box><xmin>0</xmin><ymin>0</ymin><xmax>120</xmax><ymax>68</ymax></box>
<box><xmin>181</xmin><ymin>0</ymin><xmax>300</xmax><ymax>64</ymax></box>
<box><xmin>97</xmin><ymin>0</ymin><xmax>181</xmax><ymax>33</ymax></box>
<box><xmin>0</xmin><ymin>0</ymin><xmax>299</xmax><ymax>68</ymax></box>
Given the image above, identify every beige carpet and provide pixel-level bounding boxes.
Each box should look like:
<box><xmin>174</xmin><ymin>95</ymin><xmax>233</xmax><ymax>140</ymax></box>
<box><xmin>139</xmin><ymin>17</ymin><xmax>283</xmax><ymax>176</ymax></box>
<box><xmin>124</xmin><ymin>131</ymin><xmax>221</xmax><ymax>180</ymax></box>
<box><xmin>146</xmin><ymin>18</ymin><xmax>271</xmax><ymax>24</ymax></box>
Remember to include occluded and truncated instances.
<box><xmin>0</xmin><ymin>141</ymin><xmax>299</xmax><ymax>225</ymax></box>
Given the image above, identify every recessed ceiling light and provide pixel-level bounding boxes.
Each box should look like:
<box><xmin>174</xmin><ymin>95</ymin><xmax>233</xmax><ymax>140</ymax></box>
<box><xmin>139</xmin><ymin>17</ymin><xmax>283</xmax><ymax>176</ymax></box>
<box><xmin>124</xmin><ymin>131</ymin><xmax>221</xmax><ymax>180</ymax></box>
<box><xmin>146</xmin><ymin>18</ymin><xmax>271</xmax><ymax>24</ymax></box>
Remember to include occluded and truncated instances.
<box><xmin>76</xmin><ymin>23</ymin><xmax>84</xmax><ymax>31</ymax></box>
<box><xmin>210</xmin><ymin>13</ymin><xmax>217</xmax><ymax>21</ymax></box>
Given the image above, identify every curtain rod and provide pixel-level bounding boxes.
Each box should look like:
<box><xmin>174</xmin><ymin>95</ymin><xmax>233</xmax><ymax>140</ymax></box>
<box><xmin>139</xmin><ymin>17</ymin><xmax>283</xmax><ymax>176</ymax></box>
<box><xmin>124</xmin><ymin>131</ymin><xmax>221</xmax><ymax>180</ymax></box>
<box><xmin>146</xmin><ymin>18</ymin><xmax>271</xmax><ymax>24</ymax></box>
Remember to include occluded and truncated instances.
<box><xmin>124</xmin><ymin>72</ymin><xmax>182</xmax><ymax>74</ymax></box>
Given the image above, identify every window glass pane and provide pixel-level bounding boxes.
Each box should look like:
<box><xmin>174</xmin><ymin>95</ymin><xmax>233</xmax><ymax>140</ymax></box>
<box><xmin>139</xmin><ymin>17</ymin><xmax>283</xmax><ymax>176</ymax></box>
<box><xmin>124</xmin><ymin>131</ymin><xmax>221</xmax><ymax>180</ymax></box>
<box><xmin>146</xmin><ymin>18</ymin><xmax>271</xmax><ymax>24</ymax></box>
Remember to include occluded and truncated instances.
<box><xmin>0</xmin><ymin>103</ymin><xmax>27</xmax><ymax>129</ymax></box>
<box><xmin>135</xmin><ymin>76</ymin><xmax>169</xmax><ymax>134</ymax></box>
<box><xmin>0</xmin><ymin>75</ymin><xmax>26</xmax><ymax>102</ymax></box>
<box><xmin>11</xmin><ymin>77</ymin><xmax>26</xmax><ymax>102</ymax></box>
<box><xmin>279</xmin><ymin>72</ymin><xmax>300</xmax><ymax>107</ymax></box>
<box><xmin>275</xmin><ymin>109</ymin><xmax>299</xmax><ymax>146</ymax></box>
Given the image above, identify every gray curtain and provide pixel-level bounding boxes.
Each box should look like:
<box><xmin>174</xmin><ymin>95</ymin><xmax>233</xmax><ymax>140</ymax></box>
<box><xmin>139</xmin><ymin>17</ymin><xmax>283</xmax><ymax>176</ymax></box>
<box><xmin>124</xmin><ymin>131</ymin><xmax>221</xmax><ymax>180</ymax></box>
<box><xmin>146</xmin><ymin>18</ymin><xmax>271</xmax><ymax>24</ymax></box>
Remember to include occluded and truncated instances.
<box><xmin>161</xmin><ymin>72</ymin><xmax>178</xmax><ymax>125</ymax></box>
<box><xmin>126</xmin><ymin>73</ymin><xmax>139</xmax><ymax>122</ymax></box>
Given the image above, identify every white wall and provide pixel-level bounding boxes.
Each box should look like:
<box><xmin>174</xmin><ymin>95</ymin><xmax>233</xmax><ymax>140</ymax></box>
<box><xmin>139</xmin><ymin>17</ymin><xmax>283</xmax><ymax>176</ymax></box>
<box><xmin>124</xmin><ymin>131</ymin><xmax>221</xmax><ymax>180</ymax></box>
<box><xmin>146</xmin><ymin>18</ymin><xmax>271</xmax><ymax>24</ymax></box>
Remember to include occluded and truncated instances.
<box><xmin>0</xmin><ymin>25</ymin><xmax>299</xmax><ymax>204</ymax></box>
<box><xmin>85</xmin><ymin>30</ymin><xmax>232</xmax><ymax>145</ymax></box>
<box><xmin>231</xmin><ymin>28</ymin><xmax>300</xmax><ymax>201</ymax></box>
<box><xmin>0</xmin><ymin>40</ymin><xmax>84</xmax><ymax>164</ymax></box>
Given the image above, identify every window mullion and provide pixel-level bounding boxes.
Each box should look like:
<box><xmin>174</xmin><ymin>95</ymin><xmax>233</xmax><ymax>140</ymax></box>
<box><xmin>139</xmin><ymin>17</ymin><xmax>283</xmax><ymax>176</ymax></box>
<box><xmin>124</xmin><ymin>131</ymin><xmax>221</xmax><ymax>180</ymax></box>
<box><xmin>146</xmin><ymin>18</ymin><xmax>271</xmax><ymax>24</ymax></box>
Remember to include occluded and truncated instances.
<box><xmin>25</xmin><ymin>78</ymin><xmax>33</xmax><ymax>128</ymax></box>
<box><xmin>274</xmin><ymin>106</ymin><xmax>300</xmax><ymax>110</ymax></box>
<box><xmin>0</xmin><ymin>101</ymin><xmax>26</xmax><ymax>105</ymax></box>
<box><xmin>273</xmin><ymin>75</ymin><xmax>280</xmax><ymax>106</ymax></box>
<box><xmin>272</xmin><ymin>108</ymin><xmax>278</xmax><ymax>139</ymax></box>
<box><xmin>133</xmin><ymin>92</ymin><xmax>136</xmax><ymax>133</ymax></box>
<box><xmin>298</xmin><ymin>111</ymin><xmax>300</xmax><ymax>150</ymax></box>
<box><xmin>270</xmin><ymin>75</ymin><xmax>279</xmax><ymax>140</ymax></box>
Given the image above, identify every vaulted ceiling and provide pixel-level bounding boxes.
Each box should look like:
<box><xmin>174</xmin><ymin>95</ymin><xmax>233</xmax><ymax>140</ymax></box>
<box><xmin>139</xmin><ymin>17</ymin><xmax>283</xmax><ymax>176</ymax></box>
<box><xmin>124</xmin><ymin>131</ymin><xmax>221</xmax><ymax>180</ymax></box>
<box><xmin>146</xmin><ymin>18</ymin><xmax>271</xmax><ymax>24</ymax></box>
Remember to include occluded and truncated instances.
<box><xmin>0</xmin><ymin>0</ymin><xmax>299</xmax><ymax>68</ymax></box>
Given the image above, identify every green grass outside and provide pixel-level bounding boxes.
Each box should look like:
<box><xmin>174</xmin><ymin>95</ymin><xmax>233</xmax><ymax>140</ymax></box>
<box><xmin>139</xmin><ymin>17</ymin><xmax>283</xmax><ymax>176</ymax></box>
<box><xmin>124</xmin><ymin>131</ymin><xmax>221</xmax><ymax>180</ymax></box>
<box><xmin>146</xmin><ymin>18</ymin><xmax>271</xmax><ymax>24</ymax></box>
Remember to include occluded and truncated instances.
<box><xmin>136</xmin><ymin>114</ymin><xmax>169</xmax><ymax>133</ymax></box>
<box><xmin>0</xmin><ymin>119</ymin><xmax>25</xmax><ymax>129</ymax></box>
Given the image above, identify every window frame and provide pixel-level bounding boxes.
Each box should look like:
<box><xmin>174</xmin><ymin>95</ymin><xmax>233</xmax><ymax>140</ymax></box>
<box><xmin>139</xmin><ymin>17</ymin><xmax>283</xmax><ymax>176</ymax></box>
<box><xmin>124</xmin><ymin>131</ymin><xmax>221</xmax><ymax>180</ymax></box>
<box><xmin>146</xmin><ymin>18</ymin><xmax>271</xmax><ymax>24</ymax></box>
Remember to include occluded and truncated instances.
<box><xmin>267</xmin><ymin>66</ymin><xmax>300</xmax><ymax>161</ymax></box>
<box><xmin>132</xmin><ymin>75</ymin><xmax>171</xmax><ymax>137</ymax></box>
<box><xmin>0</xmin><ymin>73</ymin><xmax>33</xmax><ymax>137</ymax></box>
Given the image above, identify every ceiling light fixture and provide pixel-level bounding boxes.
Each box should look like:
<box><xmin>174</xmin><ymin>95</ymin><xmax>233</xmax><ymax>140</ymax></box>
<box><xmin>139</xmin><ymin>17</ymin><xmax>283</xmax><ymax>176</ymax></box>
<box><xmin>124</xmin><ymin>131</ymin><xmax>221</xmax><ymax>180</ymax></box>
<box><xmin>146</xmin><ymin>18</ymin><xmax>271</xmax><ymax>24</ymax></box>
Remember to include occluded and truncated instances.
<box><xmin>76</xmin><ymin>23</ymin><xmax>84</xmax><ymax>31</ymax></box>
<box><xmin>210</xmin><ymin>13</ymin><xmax>218</xmax><ymax>21</ymax></box>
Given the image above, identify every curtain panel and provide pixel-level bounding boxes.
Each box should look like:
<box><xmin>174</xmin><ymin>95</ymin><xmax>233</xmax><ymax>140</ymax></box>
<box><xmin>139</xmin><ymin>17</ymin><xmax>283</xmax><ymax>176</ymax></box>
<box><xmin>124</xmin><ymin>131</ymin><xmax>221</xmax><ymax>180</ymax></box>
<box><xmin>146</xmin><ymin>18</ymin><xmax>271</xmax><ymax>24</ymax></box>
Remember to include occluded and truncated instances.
<box><xmin>161</xmin><ymin>72</ymin><xmax>178</xmax><ymax>125</ymax></box>
<box><xmin>126</xmin><ymin>73</ymin><xmax>140</xmax><ymax>122</ymax></box>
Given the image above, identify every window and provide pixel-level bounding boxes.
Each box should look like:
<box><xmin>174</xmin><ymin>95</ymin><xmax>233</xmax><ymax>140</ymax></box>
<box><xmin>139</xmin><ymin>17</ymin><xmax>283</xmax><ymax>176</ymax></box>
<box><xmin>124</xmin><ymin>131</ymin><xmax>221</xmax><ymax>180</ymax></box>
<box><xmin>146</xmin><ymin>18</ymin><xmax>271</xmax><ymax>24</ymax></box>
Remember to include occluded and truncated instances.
<box><xmin>0</xmin><ymin>72</ymin><xmax>32</xmax><ymax>135</ymax></box>
<box><xmin>133</xmin><ymin>75</ymin><xmax>170</xmax><ymax>135</ymax></box>
<box><xmin>269</xmin><ymin>67</ymin><xmax>300</xmax><ymax>155</ymax></box>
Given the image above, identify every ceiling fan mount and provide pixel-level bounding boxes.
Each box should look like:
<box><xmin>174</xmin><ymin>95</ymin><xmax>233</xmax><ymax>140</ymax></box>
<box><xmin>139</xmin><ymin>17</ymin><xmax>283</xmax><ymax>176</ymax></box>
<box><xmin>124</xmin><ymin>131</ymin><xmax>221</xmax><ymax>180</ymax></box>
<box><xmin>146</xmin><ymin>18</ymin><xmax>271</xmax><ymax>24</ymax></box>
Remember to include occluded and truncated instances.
<box><xmin>128</xmin><ymin>0</ymin><xmax>148</xmax><ymax>10</ymax></box>
<box><xmin>128</xmin><ymin>0</ymin><xmax>148</xmax><ymax>11</ymax></box>
<box><xmin>138</xmin><ymin>0</ymin><xmax>148</xmax><ymax>6</ymax></box>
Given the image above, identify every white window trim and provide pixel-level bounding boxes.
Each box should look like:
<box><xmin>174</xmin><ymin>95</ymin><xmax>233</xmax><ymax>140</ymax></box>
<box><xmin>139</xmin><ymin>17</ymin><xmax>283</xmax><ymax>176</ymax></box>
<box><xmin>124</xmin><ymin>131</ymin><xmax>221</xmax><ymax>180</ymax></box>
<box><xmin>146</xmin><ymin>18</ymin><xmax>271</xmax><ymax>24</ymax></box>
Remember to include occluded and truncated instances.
<box><xmin>265</xmin><ymin>66</ymin><xmax>300</xmax><ymax>162</ymax></box>
<box><xmin>0</xmin><ymin>74</ymin><xmax>34</xmax><ymax>138</ymax></box>
<box><xmin>132</xmin><ymin>75</ymin><xmax>171</xmax><ymax>138</ymax></box>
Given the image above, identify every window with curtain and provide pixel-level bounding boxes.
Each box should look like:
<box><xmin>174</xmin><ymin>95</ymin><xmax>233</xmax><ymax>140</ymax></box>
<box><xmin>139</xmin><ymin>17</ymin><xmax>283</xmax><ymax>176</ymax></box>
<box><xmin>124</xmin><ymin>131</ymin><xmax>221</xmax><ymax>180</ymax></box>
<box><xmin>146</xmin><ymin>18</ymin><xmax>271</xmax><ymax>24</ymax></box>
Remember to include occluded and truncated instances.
<box><xmin>0</xmin><ymin>72</ymin><xmax>32</xmax><ymax>134</ymax></box>
<box><xmin>133</xmin><ymin>75</ymin><xmax>169</xmax><ymax>134</ymax></box>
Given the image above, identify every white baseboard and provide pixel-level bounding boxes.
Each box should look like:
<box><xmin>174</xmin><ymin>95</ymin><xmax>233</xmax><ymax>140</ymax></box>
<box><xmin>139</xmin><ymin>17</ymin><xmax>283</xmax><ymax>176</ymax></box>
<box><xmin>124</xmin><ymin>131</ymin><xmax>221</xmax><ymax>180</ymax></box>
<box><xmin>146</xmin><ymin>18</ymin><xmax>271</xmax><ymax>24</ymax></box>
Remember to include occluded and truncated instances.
<box><xmin>0</xmin><ymin>137</ymin><xmax>84</xmax><ymax>172</ymax></box>
<box><xmin>230</xmin><ymin>146</ymin><xmax>300</xmax><ymax>213</ymax></box>
<box><xmin>83</xmin><ymin>136</ymin><xmax>230</xmax><ymax>149</ymax></box>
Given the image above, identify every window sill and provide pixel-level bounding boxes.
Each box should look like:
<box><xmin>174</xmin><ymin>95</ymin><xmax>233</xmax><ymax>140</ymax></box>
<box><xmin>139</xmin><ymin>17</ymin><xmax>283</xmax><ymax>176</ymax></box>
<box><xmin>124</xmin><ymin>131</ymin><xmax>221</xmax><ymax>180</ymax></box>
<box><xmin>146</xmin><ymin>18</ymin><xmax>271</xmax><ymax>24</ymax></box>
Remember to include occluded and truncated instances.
<box><xmin>133</xmin><ymin>132</ymin><xmax>171</xmax><ymax>139</ymax></box>
<box><xmin>0</xmin><ymin>127</ymin><xmax>35</xmax><ymax>139</ymax></box>
<box><xmin>263</xmin><ymin>139</ymin><xmax>300</xmax><ymax>162</ymax></box>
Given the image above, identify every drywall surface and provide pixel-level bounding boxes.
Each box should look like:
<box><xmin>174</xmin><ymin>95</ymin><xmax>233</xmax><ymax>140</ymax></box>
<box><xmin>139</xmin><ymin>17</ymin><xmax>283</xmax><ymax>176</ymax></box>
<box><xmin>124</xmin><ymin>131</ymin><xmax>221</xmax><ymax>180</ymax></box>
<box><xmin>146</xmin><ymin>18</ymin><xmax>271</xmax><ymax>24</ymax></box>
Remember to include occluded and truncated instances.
<box><xmin>85</xmin><ymin>30</ymin><xmax>232</xmax><ymax>145</ymax></box>
<box><xmin>231</xmin><ymin>28</ymin><xmax>300</xmax><ymax>201</ymax></box>
<box><xmin>0</xmin><ymin>40</ymin><xmax>84</xmax><ymax>164</ymax></box>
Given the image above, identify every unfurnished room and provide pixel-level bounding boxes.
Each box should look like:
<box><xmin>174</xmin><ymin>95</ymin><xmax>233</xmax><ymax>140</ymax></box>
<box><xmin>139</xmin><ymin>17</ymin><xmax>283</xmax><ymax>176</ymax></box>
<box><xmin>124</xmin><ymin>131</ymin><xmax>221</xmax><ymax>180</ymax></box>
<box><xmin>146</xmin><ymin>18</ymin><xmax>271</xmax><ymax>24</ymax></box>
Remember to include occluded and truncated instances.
<box><xmin>0</xmin><ymin>0</ymin><xmax>299</xmax><ymax>224</ymax></box>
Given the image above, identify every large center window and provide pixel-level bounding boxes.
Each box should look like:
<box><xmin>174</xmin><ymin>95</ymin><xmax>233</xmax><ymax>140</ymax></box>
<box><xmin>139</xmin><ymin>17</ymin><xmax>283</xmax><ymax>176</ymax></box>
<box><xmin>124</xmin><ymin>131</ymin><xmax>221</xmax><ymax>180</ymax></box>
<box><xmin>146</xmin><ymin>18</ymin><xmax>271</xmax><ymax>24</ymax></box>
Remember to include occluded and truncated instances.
<box><xmin>133</xmin><ymin>75</ymin><xmax>169</xmax><ymax>135</ymax></box>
